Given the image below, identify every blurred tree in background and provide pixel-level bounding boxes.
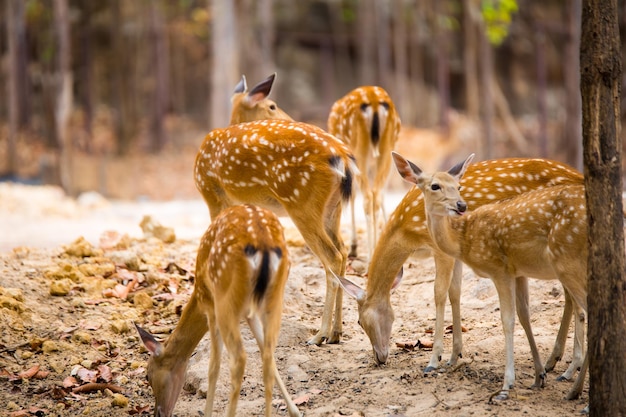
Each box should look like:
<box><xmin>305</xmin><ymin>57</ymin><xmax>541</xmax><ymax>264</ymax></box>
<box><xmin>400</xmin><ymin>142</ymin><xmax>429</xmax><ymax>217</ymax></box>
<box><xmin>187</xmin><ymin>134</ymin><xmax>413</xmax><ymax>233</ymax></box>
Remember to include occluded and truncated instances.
<box><xmin>0</xmin><ymin>0</ymin><xmax>623</xmax><ymax>196</ymax></box>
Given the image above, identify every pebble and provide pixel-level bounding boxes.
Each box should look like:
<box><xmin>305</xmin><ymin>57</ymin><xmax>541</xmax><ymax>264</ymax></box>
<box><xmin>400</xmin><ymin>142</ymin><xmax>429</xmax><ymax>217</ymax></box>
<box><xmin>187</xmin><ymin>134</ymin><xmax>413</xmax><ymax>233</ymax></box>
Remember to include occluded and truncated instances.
<box><xmin>50</xmin><ymin>279</ymin><xmax>72</xmax><ymax>296</ymax></box>
<box><xmin>111</xmin><ymin>320</ymin><xmax>130</xmax><ymax>334</ymax></box>
<box><xmin>132</xmin><ymin>292</ymin><xmax>154</xmax><ymax>310</ymax></box>
<box><xmin>42</xmin><ymin>340</ymin><xmax>60</xmax><ymax>353</ymax></box>
<box><xmin>111</xmin><ymin>393</ymin><xmax>129</xmax><ymax>407</ymax></box>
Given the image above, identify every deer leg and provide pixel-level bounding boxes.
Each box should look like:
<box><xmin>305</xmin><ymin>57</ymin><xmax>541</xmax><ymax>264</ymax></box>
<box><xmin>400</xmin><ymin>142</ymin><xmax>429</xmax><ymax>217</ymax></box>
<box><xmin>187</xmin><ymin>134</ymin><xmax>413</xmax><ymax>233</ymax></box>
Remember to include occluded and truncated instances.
<box><xmin>293</xmin><ymin>207</ymin><xmax>347</xmax><ymax>345</ymax></box>
<box><xmin>248</xmin><ymin>316</ymin><xmax>301</xmax><ymax>417</ymax></box>
<box><xmin>425</xmin><ymin>253</ymin><xmax>456</xmax><ymax>372</ymax></box>
<box><xmin>363</xmin><ymin>190</ymin><xmax>376</xmax><ymax>260</ymax></box>
<box><xmin>545</xmin><ymin>287</ymin><xmax>574</xmax><ymax>372</ymax></box>
<box><xmin>515</xmin><ymin>277</ymin><xmax>546</xmax><ymax>389</ymax></box>
<box><xmin>566</xmin><ymin>351</ymin><xmax>588</xmax><ymax>400</ymax></box>
<box><xmin>448</xmin><ymin>259</ymin><xmax>464</xmax><ymax>366</ymax></box>
<box><xmin>493</xmin><ymin>278</ymin><xmax>517</xmax><ymax>400</ymax></box>
<box><xmin>327</xmin><ymin>198</ymin><xmax>348</xmax><ymax>344</ymax></box>
<box><xmin>222</xmin><ymin>325</ymin><xmax>246</xmax><ymax>417</ymax></box>
<box><xmin>205</xmin><ymin>326</ymin><xmax>223</xmax><ymax>417</ymax></box>
<box><xmin>556</xmin><ymin>292</ymin><xmax>586</xmax><ymax>381</ymax></box>
<box><xmin>349</xmin><ymin>194</ymin><xmax>358</xmax><ymax>258</ymax></box>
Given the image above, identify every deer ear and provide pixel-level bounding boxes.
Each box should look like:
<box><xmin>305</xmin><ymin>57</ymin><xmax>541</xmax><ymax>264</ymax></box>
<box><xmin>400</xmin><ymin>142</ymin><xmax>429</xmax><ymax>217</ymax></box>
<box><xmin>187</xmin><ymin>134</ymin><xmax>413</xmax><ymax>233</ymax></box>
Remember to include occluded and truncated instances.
<box><xmin>233</xmin><ymin>75</ymin><xmax>247</xmax><ymax>94</ymax></box>
<box><xmin>337</xmin><ymin>275</ymin><xmax>366</xmax><ymax>301</ymax></box>
<box><xmin>244</xmin><ymin>73</ymin><xmax>276</xmax><ymax>106</ymax></box>
<box><xmin>135</xmin><ymin>323</ymin><xmax>164</xmax><ymax>357</ymax></box>
<box><xmin>448</xmin><ymin>153</ymin><xmax>475</xmax><ymax>181</ymax></box>
<box><xmin>392</xmin><ymin>151</ymin><xmax>424</xmax><ymax>185</ymax></box>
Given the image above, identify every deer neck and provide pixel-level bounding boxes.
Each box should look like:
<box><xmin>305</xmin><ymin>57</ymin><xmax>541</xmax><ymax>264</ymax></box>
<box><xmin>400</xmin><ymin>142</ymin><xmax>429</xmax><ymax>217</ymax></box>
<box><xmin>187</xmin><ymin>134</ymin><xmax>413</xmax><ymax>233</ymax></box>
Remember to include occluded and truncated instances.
<box><xmin>161</xmin><ymin>294</ymin><xmax>209</xmax><ymax>363</ymax></box>
<box><xmin>366</xmin><ymin>218</ymin><xmax>416</xmax><ymax>297</ymax></box>
<box><xmin>425</xmin><ymin>212</ymin><xmax>464</xmax><ymax>260</ymax></box>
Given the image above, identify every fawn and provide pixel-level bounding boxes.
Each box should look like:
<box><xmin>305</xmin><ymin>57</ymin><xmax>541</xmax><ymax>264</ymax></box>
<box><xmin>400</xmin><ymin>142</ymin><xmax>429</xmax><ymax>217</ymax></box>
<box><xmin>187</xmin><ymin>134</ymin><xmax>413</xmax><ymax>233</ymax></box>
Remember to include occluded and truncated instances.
<box><xmin>328</xmin><ymin>86</ymin><xmax>401</xmax><ymax>258</ymax></box>
<box><xmin>136</xmin><ymin>205</ymin><xmax>301</xmax><ymax>417</ymax></box>
<box><xmin>391</xmin><ymin>151</ymin><xmax>588</xmax><ymax>401</ymax></box>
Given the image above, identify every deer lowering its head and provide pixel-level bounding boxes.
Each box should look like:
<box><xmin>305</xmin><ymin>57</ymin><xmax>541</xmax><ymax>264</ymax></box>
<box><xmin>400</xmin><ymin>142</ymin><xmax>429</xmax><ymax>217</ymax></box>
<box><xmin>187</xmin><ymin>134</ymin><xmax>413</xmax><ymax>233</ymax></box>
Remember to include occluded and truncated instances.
<box><xmin>328</xmin><ymin>86</ymin><xmax>401</xmax><ymax>258</ymax></box>
<box><xmin>229</xmin><ymin>73</ymin><xmax>293</xmax><ymax>125</ymax></box>
<box><xmin>195</xmin><ymin>119</ymin><xmax>357</xmax><ymax>345</ymax></box>
<box><xmin>392</xmin><ymin>152</ymin><xmax>588</xmax><ymax>401</ymax></box>
<box><xmin>339</xmin><ymin>154</ymin><xmax>585</xmax><ymax>382</ymax></box>
<box><xmin>136</xmin><ymin>205</ymin><xmax>301</xmax><ymax>417</ymax></box>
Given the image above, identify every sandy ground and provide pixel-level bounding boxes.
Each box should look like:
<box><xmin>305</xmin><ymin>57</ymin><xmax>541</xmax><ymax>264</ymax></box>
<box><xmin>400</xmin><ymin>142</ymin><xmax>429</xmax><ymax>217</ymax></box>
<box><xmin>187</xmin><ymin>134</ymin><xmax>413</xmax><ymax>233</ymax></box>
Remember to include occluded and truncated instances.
<box><xmin>0</xmin><ymin>182</ymin><xmax>588</xmax><ymax>416</ymax></box>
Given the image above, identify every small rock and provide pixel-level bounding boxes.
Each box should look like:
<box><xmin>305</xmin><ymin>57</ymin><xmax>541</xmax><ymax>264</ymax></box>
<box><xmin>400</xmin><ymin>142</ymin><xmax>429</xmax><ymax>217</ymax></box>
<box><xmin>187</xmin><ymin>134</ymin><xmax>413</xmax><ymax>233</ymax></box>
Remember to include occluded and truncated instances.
<box><xmin>45</xmin><ymin>262</ymin><xmax>85</xmax><ymax>282</ymax></box>
<box><xmin>0</xmin><ymin>295</ymin><xmax>24</xmax><ymax>312</ymax></box>
<box><xmin>140</xmin><ymin>215</ymin><xmax>176</xmax><ymax>243</ymax></box>
<box><xmin>0</xmin><ymin>287</ymin><xmax>24</xmax><ymax>302</ymax></box>
<box><xmin>42</xmin><ymin>340</ymin><xmax>60</xmax><ymax>354</ymax></box>
<box><xmin>72</xmin><ymin>331</ymin><xmax>92</xmax><ymax>344</ymax></box>
<box><xmin>6</xmin><ymin>401</ymin><xmax>20</xmax><ymax>411</ymax></box>
<box><xmin>132</xmin><ymin>292</ymin><xmax>154</xmax><ymax>310</ymax></box>
<box><xmin>107</xmin><ymin>251</ymin><xmax>142</xmax><ymax>271</ymax></box>
<box><xmin>64</xmin><ymin>236</ymin><xmax>102</xmax><ymax>258</ymax></box>
<box><xmin>78</xmin><ymin>261</ymin><xmax>115</xmax><ymax>278</ymax></box>
<box><xmin>111</xmin><ymin>393</ymin><xmax>129</xmax><ymax>408</ymax></box>
<box><xmin>111</xmin><ymin>320</ymin><xmax>130</xmax><ymax>334</ymax></box>
<box><xmin>50</xmin><ymin>279</ymin><xmax>72</xmax><ymax>296</ymax></box>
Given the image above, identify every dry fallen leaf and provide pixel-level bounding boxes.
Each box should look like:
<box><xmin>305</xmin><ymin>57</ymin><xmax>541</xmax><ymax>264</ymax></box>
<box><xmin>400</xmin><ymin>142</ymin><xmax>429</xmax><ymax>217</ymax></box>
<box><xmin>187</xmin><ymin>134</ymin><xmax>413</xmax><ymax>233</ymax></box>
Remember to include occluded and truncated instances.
<box><xmin>17</xmin><ymin>364</ymin><xmax>40</xmax><ymax>379</ymax></box>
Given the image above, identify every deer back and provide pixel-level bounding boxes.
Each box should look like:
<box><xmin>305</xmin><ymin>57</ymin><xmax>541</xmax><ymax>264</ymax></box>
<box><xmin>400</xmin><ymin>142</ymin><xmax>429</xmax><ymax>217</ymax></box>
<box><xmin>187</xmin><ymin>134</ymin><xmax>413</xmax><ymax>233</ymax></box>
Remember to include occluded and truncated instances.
<box><xmin>195</xmin><ymin>119</ymin><xmax>356</xmax><ymax>218</ymax></box>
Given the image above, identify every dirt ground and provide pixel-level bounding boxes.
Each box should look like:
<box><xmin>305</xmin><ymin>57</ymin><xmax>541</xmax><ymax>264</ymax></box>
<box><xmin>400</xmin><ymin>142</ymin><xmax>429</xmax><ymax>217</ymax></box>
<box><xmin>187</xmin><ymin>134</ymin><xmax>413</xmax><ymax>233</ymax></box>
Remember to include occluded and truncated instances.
<box><xmin>0</xmin><ymin>176</ymin><xmax>590</xmax><ymax>417</ymax></box>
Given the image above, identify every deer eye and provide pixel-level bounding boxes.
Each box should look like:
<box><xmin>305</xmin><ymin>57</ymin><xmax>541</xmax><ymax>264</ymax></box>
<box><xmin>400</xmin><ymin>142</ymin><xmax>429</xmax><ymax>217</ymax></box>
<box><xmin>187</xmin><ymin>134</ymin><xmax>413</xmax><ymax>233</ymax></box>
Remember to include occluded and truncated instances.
<box><xmin>269</xmin><ymin>104</ymin><xmax>276</xmax><ymax>110</ymax></box>
<box><xmin>431</xmin><ymin>184</ymin><xmax>441</xmax><ymax>191</ymax></box>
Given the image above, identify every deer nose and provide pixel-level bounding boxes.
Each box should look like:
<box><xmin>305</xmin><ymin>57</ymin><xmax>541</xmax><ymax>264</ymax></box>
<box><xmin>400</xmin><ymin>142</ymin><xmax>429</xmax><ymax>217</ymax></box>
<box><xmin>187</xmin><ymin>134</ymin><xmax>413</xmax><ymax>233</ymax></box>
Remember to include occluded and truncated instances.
<box><xmin>457</xmin><ymin>201</ymin><xmax>467</xmax><ymax>213</ymax></box>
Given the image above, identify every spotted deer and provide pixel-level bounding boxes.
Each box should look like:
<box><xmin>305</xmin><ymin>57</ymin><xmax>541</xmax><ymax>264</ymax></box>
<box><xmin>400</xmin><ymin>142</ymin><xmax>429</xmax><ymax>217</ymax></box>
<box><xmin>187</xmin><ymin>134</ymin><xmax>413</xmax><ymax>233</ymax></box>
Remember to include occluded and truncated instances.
<box><xmin>328</xmin><ymin>86</ymin><xmax>401</xmax><ymax>258</ymax></box>
<box><xmin>195</xmin><ymin>119</ymin><xmax>357</xmax><ymax>345</ymax></box>
<box><xmin>229</xmin><ymin>73</ymin><xmax>293</xmax><ymax>125</ymax></box>
<box><xmin>136</xmin><ymin>205</ymin><xmax>301</xmax><ymax>417</ymax></box>
<box><xmin>338</xmin><ymin>155</ymin><xmax>585</xmax><ymax>384</ymax></box>
<box><xmin>391</xmin><ymin>152</ymin><xmax>588</xmax><ymax>401</ymax></box>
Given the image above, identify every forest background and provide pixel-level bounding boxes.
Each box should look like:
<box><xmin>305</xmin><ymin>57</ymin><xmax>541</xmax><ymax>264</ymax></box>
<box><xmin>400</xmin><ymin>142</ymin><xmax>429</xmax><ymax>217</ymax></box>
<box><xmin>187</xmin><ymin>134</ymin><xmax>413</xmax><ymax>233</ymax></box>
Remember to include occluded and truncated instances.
<box><xmin>1</xmin><ymin>0</ymin><xmax>623</xmax><ymax>199</ymax></box>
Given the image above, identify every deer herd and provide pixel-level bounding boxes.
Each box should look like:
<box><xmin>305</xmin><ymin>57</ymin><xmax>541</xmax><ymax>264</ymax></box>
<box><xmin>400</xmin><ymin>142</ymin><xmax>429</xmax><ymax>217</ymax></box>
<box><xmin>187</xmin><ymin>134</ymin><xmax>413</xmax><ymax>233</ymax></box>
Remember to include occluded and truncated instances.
<box><xmin>135</xmin><ymin>73</ymin><xmax>597</xmax><ymax>416</ymax></box>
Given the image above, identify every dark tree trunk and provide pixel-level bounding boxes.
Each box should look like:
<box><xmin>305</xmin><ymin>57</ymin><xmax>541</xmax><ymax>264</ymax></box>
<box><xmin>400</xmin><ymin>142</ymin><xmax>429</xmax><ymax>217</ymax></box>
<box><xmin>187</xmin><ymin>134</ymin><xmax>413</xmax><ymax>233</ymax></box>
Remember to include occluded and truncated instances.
<box><xmin>580</xmin><ymin>0</ymin><xmax>626</xmax><ymax>415</ymax></box>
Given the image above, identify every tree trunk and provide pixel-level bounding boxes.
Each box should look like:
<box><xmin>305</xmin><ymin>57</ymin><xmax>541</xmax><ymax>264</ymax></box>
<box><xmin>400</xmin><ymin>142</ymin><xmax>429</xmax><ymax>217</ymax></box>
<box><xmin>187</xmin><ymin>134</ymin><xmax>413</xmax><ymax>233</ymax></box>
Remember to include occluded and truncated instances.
<box><xmin>6</xmin><ymin>0</ymin><xmax>23</xmax><ymax>177</ymax></box>
<box><xmin>358</xmin><ymin>0</ymin><xmax>377</xmax><ymax>84</ymax></box>
<box><xmin>78</xmin><ymin>1</ymin><xmax>94</xmax><ymax>153</ymax></box>
<box><xmin>563</xmin><ymin>0</ymin><xmax>583</xmax><ymax>170</ymax></box>
<box><xmin>210</xmin><ymin>0</ymin><xmax>239</xmax><ymax>128</ymax></box>
<box><xmin>462</xmin><ymin>0</ymin><xmax>479</xmax><ymax>119</ymax></box>
<box><xmin>392</xmin><ymin>0</ymin><xmax>409</xmax><ymax>124</ymax></box>
<box><xmin>478</xmin><ymin>21</ymin><xmax>494</xmax><ymax>159</ymax></box>
<box><xmin>150</xmin><ymin>0</ymin><xmax>169</xmax><ymax>153</ymax></box>
<box><xmin>53</xmin><ymin>0</ymin><xmax>73</xmax><ymax>195</ymax></box>
<box><xmin>535</xmin><ymin>22</ymin><xmax>548</xmax><ymax>158</ymax></box>
<box><xmin>580</xmin><ymin>0</ymin><xmax>626</xmax><ymax>416</ymax></box>
<box><xmin>434</xmin><ymin>0</ymin><xmax>450</xmax><ymax>132</ymax></box>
